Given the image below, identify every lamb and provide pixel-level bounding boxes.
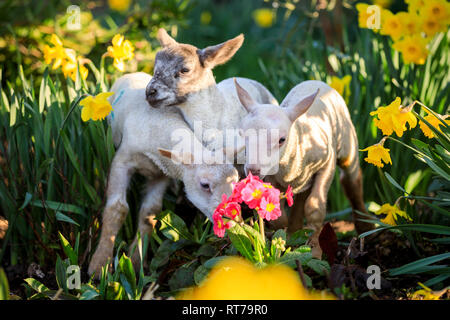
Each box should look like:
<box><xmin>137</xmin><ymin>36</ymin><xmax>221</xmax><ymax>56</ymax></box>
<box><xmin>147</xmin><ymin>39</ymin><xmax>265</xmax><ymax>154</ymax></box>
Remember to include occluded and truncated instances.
<box><xmin>234</xmin><ymin>79</ymin><xmax>373</xmax><ymax>257</ymax></box>
<box><xmin>88</xmin><ymin>72</ymin><xmax>239</xmax><ymax>276</ymax></box>
<box><xmin>145</xmin><ymin>28</ymin><xmax>278</xmax><ymax>157</ymax></box>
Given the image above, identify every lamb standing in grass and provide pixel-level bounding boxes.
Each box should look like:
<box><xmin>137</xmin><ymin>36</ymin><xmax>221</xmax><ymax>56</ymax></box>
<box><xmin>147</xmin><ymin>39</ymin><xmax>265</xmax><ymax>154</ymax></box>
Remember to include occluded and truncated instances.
<box><xmin>88</xmin><ymin>72</ymin><xmax>239</xmax><ymax>276</ymax></box>
<box><xmin>145</xmin><ymin>29</ymin><xmax>278</xmax><ymax>157</ymax></box>
<box><xmin>234</xmin><ymin>79</ymin><xmax>373</xmax><ymax>257</ymax></box>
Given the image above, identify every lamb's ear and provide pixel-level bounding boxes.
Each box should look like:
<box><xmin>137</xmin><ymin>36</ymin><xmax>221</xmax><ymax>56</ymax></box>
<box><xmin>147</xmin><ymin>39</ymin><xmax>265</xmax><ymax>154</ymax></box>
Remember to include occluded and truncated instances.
<box><xmin>234</xmin><ymin>78</ymin><xmax>256</xmax><ymax>113</ymax></box>
<box><xmin>286</xmin><ymin>89</ymin><xmax>319</xmax><ymax>121</ymax></box>
<box><xmin>197</xmin><ymin>34</ymin><xmax>244</xmax><ymax>69</ymax></box>
<box><xmin>157</xmin><ymin>28</ymin><xmax>178</xmax><ymax>47</ymax></box>
<box><xmin>158</xmin><ymin>148</ymin><xmax>193</xmax><ymax>165</ymax></box>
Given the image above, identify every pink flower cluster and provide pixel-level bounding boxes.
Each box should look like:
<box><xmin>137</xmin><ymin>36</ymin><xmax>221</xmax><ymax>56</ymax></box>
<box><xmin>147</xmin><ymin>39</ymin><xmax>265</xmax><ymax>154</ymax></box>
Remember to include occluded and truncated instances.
<box><xmin>213</xmin><ymin>172</ymin><xmax>294</xmax><ymax>238</ymax></box>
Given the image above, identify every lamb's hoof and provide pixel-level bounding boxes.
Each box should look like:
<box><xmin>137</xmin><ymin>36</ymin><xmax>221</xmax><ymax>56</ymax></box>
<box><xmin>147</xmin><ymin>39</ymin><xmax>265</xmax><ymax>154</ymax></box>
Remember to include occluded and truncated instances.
<box><xmin>268</xmin><ymin>217</ymin><xmax>288</xmax><ymax>231</ymax></box>
<box><xmin>88</xmin><ymin>251</ymin><xmax>112</xmax><ymax>279</ymax></box>
<box><xmin>307</xmin><ymin>231</ymin><xmax>322</xmax><ymax>259</ymax></box>
<box><xmin>310</xmin><ymin>242</ymin><xmax>323</xmax><ymax>259</ymax></box>
<box><xmin>130</xmin><ymin>248</ymin><xmax>147</xmax><ymax>273</ymax></box>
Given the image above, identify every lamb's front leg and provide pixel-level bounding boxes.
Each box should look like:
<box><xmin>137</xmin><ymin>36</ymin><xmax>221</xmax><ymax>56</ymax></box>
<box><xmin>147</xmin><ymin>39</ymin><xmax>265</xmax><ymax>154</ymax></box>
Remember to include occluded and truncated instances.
<box><xmin>304</xmin><ymin>158</ymin><xmax>336</xmax><ymax>259</ymax></box>
<box><xmin>287</xmin><ymin>188</ymin><xmax>311</xmax><ymax>234</ymax></box>
<box><xmin>129</xmin><ymin>177</ymin><xmax>170</xmax><ymax>270</ymax></box>
<box><xmin>88</xmin><ymin>151</ymin><xmax>134</xmax><ymax>277</ymax></box>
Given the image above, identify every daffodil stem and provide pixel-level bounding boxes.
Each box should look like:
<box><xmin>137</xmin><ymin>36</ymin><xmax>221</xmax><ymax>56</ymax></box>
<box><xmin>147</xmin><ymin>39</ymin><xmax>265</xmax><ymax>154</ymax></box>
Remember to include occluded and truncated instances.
<box><xmin>258</xmin><ymin>214</ymin><xmax>265</xmax><ymax>244</ymax></box>
<box><xmin>385</xmin><ymin>136</ymin><xmax>427</xmax><ymax>158</ymax></box>
<box><xmin>410</xmin><ymin>100</ymin><xmax>450</xmax><ymax>130</ymax></box>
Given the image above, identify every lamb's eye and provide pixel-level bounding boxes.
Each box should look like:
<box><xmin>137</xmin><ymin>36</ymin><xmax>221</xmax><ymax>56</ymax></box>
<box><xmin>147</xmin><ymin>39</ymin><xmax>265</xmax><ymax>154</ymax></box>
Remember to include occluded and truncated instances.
<box><xmin>279</xmin><ymin>137</ymin><xmax>286</xmax><ymax>145</ymax></box>
<box><xmin>180</xmin><ymin>67</ymin><xmax>190</xmax><ymax>74</ymax></box>
<box><xmin>200</xmin><ymin>181</ymin><xmax>210</xmax><ymax>191</ymax></box>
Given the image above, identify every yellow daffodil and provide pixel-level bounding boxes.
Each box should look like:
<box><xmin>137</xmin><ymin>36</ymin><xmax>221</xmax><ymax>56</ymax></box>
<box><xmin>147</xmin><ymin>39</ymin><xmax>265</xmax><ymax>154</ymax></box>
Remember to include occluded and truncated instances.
<box><xmin>420</xmin><ymin>14</ymin><xmax>447</xmax><ymax>37</ymax></box>
<box><xmin>380</xmin><ymin>10</ymin><xmax>403</xmax><ymax>40</ymax></box>
<box><xmin>422</xmin><ymin>0</ymin><xmax>450</xmax><ymax>21</ymax></box>
<box><xmin>200</xmin><ymin>11</ymin><xmax>212</xmax><ymax>25</ymax></box>
<box><xmin>43</xmin><ymin>34</ymin><xmax>66</xmax><ymax>69</ymax></box>
<box><xmin>61</xmin><ymin>49</ymin><xmax>89</xmax><ymax>81</ymax></box>
<box><xmin>80</xmin><ymin>92</ymin><xmax>114</xmax><ymax>122</ymax></box>
<box><xmin>108</xmin><ymin>0</ymin><xmax>131</xmax><ymax>12</ymax></box>
<box><xmin>409</xmin><ymin>282</ymin><xmax>447</xmax><ymax>300</ymax></box>
<box><xmin>177</xmin><ymin>256</ymin><xmax>335</xmax><ymax>300</ymax></box>
<box><xmin>253</xmin><ymin>8</ymin><xmax>275</xmax><ymax>28</ymax></box>
<box><xmin>360</xmin><ymin>140</ymin><xmax>392</xmax><ymax>168</ymax></box>
<box><xmin>370</xmin><ymin>97</ymin><xmax>417</xmax><ymax>137</ymax></box>
<box><xmin>107</xmin><ymin>34</ymin><xmax>135</xmax><ymax>72</ymax></box>
<box><xmin>374</xmin><ymin>203</ymin><xmax>411</xmax><ymax>226</ymax></box>
<box><xmin>405</xmin><ymin>0</ymin><xmax>426</xmax><ymax>13</ymax></box>
<box><xmin>372</xmin><ymin>0</ymin><xmax>392</xmax><ymax>9</ymax></box>
<box><xmin>393</xmin><ymin>34</ymin><xmax>429</xmax><ymax>65</ymax></box>
<box><xmin>419</xmin><ymin>112</ymin><xmax>450</xmax><ymax>139</ymax></box>
<box><xmin>356</xmin><ymin>3</ymin><xmax>372</xmax><ymax>29</ymax></box>
<box><xmin>396</xmin><ymin>12</ymin><xmax>421</xmax><ymax>36</ymax></box>
<box><xmin>329</xmin><ymin>75</ymin><xmax>351</xmax><ymax>101</ymax></box>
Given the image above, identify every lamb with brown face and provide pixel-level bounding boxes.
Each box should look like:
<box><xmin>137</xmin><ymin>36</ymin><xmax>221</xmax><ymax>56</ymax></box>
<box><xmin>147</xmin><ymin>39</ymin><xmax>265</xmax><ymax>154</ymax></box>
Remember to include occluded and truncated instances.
<box><xmin>146</xmin><ymin>29</ymin><xmax>242</xmax><ymax>108</ymax></box>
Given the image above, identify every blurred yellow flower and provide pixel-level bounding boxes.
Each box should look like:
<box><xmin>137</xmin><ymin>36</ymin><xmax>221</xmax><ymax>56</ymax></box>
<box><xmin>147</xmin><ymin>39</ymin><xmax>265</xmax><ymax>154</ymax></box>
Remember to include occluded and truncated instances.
<box><xmin>405</xmin><ymin>0</ymin><xmax>425</xmax><ymax>12</ymax></box>
<box><xmin>108</xmin><ymin>0</ymin><xmax>131</xmax><ymax>12</ymax></box>
<box><xmin>177</xmin><ymin>256</ymin><xmax>334</xmax><ymax>300</ymax></box>
<box><xmin>419</xmin><ymin>112</ymin><xmax>450</xmax><ymax>139</ymax></box>
<box><xmin>80</xmin><ymin>92</ymin><xmax>114</xmax><ymax>122</ymax></box>
<box><xmin>370</xmin><ymin>97</ymin><xmax>417</xmax><ymax>137</ymax></box>
<box><xmin>329</xmin><ymin>75</ymin><xmax>351</xmax><ymax>101</ymax></box>
<box><xmin>61</xmin><ymin>49</ymin><xmax>89</xmax><ymax>81</ymax></box>
<box><xmin>380</xmin><ymin>10</ymin><xmax>403</xmax><ymax>40</ymax></box>
<box><xmin>396</xmin><ymin>12</ymin><xmax>421</xmax><ymax>36</ymax></box>
<box><xmin>422</xmin><ymin>0</ymin><xmax>450</xmax><ymax>21</ymax></box>
<box><xmin>107</xmin><ymin>34</ymin><xmax>135</xmax><ymax>72</ymax></box>
<box><xmin>253</xmin><ymin>8</ymin><xmax>275</xmax><ymax>28</ymax></box>
<box><xmin>409</xmin><ymin>282</ymin><xmax>447</xmax><ymax>300</ymax></box>
<box><xmin>393</xmin><ymin>34</ymin><xmax>429</xmax><ymax>65</ymax></box>
<box><xmin>372</xmin><ymin>0</ymin><xmax>392</xmax><ymax>9</ymax></box>
<box><xmin>420</xmin><ymin>14</ymin><xmax>447</xmax><ymax>37</ymax></box>
<box><xmin>43</xmin><ymin>34</ymin><xmax>89</xmax><ymax>81</ymax></box>
<box><xmin>374</xmin><ymin>203</ymin><xmax>411</xmax><ymax>226</ymax></box>
<box><xmin>43</xmin><ymin>34</ymin><xmax>66</xmax><ymax>69</ymax></box>
<box><xmin>361</xmin><ymin>142</ymin><xmax>392</xmax><ymax>168</ymax></box>
<box><xmin>356</xmin><ymin>3</ymin><xmax>371</xmax><ymax>29</ymax></box>
<box><xmin>200</xmin><ymin>11</ymin><xmax>212</xmax><ymax>25</ymax></box>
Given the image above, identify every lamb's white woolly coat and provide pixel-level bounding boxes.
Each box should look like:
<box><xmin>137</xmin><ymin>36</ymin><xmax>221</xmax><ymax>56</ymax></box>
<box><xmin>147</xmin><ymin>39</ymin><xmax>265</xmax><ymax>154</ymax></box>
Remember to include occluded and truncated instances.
<box><xmin>172</xmin><ymin>77</ymin><xmax>278</xmax><ymax>155</ymax></box>
<box><xmin>108</xmin><ymin>72</ymin><xmax>193</xmax><ymax>179</ymax></box>
<box><xmin>275</xmin><ymin>80</ymin><xmax>359</xmax><ymax>194</ymax></box>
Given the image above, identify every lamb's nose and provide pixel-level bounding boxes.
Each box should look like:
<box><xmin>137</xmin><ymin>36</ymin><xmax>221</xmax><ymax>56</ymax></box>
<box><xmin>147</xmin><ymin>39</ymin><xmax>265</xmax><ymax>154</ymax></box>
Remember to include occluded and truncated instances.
<box><xmin>246</xmin><ymin>166</ymin><xmax>261</xmax><ymax>177</ymax></box>
<box><xmin>147</xmin><ymin>88</ymin><xmax>157</xmax><ymax>96</ymax></box>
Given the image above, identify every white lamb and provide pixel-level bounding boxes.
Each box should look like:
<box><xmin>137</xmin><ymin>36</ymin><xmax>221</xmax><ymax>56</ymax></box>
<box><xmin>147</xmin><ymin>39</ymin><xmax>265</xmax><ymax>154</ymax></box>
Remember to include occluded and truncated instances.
<box><xmin>234</xmin><ymin>79</ymin><xmax>373</xmax><ymax>257</ymax></box>
<box><xmin>88</xmin><ymin>72</ymin><xmax>239</xmax><ymax>276</ymax></box>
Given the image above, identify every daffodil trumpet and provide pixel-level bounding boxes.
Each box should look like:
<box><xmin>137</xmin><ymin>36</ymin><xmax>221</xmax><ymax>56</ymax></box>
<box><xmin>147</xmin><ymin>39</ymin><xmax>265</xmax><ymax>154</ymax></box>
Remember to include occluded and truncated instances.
<box><xmin>408</xmin><ymin>100</ymin><xmax>450</xmax><ymax>130</ymax></box>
